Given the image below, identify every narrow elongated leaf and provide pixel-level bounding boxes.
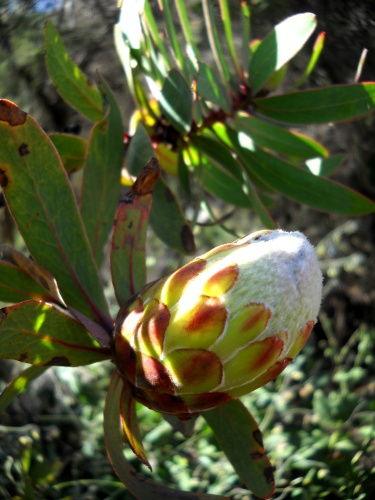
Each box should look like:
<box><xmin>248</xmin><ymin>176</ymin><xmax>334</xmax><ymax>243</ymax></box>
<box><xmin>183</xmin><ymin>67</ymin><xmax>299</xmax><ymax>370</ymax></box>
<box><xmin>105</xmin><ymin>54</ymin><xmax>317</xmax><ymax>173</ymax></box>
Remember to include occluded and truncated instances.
<box><xmin>111</xmin><ymin>158</ymin><xmax>160</xmax><ymax>305</ymax></box>
<box><xmin>204</xmin><ymin>400</ymin><xmax>275</xmax><ymax>499</ymax></box>
<box><xmin>150</xmin><ymin>178</ymin><xmax>195</xmax><ymax>254</ymax></box>
<box><xmin>159</xmin><ymin>70</ymin><xmax>193</xmax><ymax>135</ymax></box>
<box><xmin>80</xmin><ymin>79</ymin><xmax>124</xmax><ymax>268</ymax></box>
<box><xmin>242</xmin><ymin>146</ymin><xmax>375</xmax><ymax>215</ymax></box>
<box><xmin>292</xmin><ymin>31</ymin><xmax>326</xmax><ymax>90</ymax></box>
<box><xmin>196</xmin><ymin>62</ymin><xmax>231</xmax><ymax>112</ymax></box>
<box><xmin>0</xmin><ymin>365</ymin><xmax>48</xmax><ymax>414</ymax></box>
<box><xmin>202</xmin><ymin>0</ymin><xmax>232</xmax><ymax>88</ymax></box>
<box><xmin>126</xmin><ymin>122</ymin><xmax>154</xmax><ymax>175</ymax></box>
<box><xmin>254</xmin><ymin>83</ymin><xmax>375</xmax><ymax>124</ymax></box>
<box><xmin>219</xmin><ymin>0</ymin><xmax>243</xmax><ymax>78</ymax></box>
<box><xmin>0</xmin><ymin>301</ymin><xmax>110</xmax><ymax>366</ymax></box>
<box><xmin>104</xmin><ymin>370</ymin><xmax>224</xmax><ymax>499</ymax></box>
<box><xmin>0</xmin><ymin>100</ymin><xmax>108</xmax><ymax>321</ymax></box>
<box><xmin>143</xmin><ymin>0</ymin><xmax>172</xmax><ymax>69</ymax></box>
<box><xmin>44</xmin><ymin>21</ymin><xmax>103</xmax><ymax>122</ymax></box>
<box><xmin>49</xmin><ymin>133</ymin><xmax>87</xmax><ymax>174</ymax></box>
<box><xmin>174</xmin><ymin>0</ymin><xmax>201</xmax><ymax>60</ymax></box>
<box><xmin>233</xmin><ymin>112</ymin><xmax>328</xmax><ymax>159</ymax></box>
<box><xmin>120</xmin><ymin>379</ymin><xmax>151</xmax><ymax>468</ymax></box>
<box><xmin>248</xmin><ymin>13</ymin><xmax>317</xmax><ymax>94</ymax></box>
<box><xmin>160</xmin><ymin>0</ymin><xmax>189</xmax><ymax>79</ymax></box>
<box><xmin>0</xmin><ymin>247</ymin><xmax>64</xmax><ymax>305</ymax></box>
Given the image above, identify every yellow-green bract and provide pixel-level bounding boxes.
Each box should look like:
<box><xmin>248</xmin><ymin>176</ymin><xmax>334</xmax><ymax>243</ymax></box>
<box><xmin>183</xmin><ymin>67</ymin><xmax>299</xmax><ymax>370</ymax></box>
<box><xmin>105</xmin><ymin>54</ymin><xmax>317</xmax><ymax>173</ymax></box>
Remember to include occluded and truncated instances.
<box><xmin>113</xmin><ymin>229</ymin><xmax>323</xmax><ymax>419</ymax></box>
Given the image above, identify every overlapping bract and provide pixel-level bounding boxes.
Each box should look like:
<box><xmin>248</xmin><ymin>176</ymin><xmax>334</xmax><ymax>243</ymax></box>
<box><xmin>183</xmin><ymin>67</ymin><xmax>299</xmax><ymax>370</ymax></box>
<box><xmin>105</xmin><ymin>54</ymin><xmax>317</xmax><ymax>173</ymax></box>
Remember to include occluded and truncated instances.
<box><xmin>113</xmin><ymin>230</ymin><xmax>323</xmax><ymax>419</ymax></box>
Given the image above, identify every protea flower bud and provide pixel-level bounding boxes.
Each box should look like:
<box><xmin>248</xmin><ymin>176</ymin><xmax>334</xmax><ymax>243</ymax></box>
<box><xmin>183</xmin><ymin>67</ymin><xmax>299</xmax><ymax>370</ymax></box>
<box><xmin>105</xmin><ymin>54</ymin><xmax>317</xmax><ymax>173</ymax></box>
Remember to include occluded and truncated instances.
<box><xmin>113</xmin><ymin>230</ymin><xmax>322</xmax><ymax>419</ymax></box>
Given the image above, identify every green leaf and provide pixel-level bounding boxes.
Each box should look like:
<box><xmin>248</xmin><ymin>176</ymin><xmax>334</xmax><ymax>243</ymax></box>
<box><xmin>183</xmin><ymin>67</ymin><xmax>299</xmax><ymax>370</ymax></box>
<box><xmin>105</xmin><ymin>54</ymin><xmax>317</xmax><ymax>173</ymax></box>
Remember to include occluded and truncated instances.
<box><xmin>305</xmin><ymin>154</ymin><xmax>345</xmax><ymax>176</ymax></box>
<box><xmin>0</xmin><ymin>100</ymin><xmax>109</xmax><ymax>322</ymax></box>
<box><xmin>196</xmin><ymin>62</ymin><xmax>231</xmax><ymax>112</ymax></box>
<box><xmin>160</xmin><ymin>0</ymin><xmax>189</xmax><ymax>79</ymax></box>
<box><xmin>120</xmin><ymin>378</ymin><xmax>151</xmax><ymax>469</ymax></box>
<box><xmin>174</xmin><ymin>0</ymin><xmax>201</xmax><ymax>60</ymax></box>
<box><xmin>292</xmin><ymin>31</ymin><xmax>326</xmax><ymax>90</ymax></box>
<box><xmin>150</xmin><ymin>178</ymin><xmax>195</xmax><ymax>254</ymax></box>
<box><xmin>241</xmin><ymin>146</ymin><xmax>375</xmax><ymax>215</ymax></box>
<box><xmin>232</xmin><ymin>112</ymin><xmax>328</xmax><ymax>159</ymax></box>
<box><xmin>104</xmin><ymin>370</ymin><xmax>223</xmax><ymax>499</ymax></box>
<box><xmin>0</xmin><ymin>301</ymin><xmax>110</xmax><ymax>366</ymax></box>
<box><xmin>0</xmin><ymin>248</ymin><xmax>63</xmax><ymax>305</ymax></box>
<box><xmin>126</xmin><ymin>122</ymin><xmax>154</xmax><ymax>175</ymax></box>
<box><xmin>240</xmin><ymin>1</ymin><xmax>251</xmax><ymax>71</ymax></box>
<box><xmin>204</xmin><ymin>400</ymin><xmax>275</xmax><ymax>499</ymax></box>
<box><xmin>111</xmin><ymin>194</ymin><xmax>152</xmax><ymax>306</ymax></box>
<box><xmin>159</xmin><ymin>69</ymin><xmax>193</xmax><ymax>135</ymax></box>
<box><xmin>248</xmin><ymin>13</ymin><xmax>317</xmax><ymax>94</ymax></box>
<box><xmin>202</xmin><ymin>0</ymin><xmax>232</xmax><ymax>88</ymax></box>
<box><xmin>80</xmin><ymin>78</ymin><xmax>124</xmax><ymax>268</ymax></box>
<box><xmin>0</xmin><ymin>365</ymin><xmax>48</xmax><ymax>414</ymax></box>
<box><xmin>44</xmin><ymin>21</ymin><xmax>103</xmax><ymax>122</ymax></box>
<box><xmin>49</xmin><ymin>133</ymin><xmax>87</xmax><ymax>174</ymax></box>
<box><xmin>254</xmin><ymin>83</ymin><xmax>375</xmax><ymax>124</ymax></box>
<box><xmin>219</xmin><ymin>0</ymin><xmax>243</xmax><ymax>78</ymax></box>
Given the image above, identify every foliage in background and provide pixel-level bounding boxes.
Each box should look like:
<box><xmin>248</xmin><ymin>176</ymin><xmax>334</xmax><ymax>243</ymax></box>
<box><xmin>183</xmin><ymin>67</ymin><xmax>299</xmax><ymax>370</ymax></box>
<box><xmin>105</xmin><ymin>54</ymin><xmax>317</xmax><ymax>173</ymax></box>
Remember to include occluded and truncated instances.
<box><xmin>1</xmin><ymin>1</ymin><xmax>375</xmax><ymax>499</ymax></box>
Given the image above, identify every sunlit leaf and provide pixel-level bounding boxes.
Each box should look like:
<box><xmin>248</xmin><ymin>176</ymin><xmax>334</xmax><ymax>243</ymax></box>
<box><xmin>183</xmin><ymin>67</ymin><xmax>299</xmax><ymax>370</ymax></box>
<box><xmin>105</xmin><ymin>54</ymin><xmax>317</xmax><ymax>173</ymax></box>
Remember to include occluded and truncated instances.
<box><xmin>49</xmin><ymin>133</ymin><xmax>87</xmax><ymax>174</ymax></box>
<box><xmin>248</xmin><ymin>13</ymin><xmax>317</xmax><ymax>94</ymax></box>
<box><xmin>254</xmin><ymin>83</ymin><xmax>375</xmax><ymax>124</ymax></box>
<box><xmin>232</xmin><ymin>112</ymin><xmax>328</xmax><ymax>159</ymax></box>
<box><xmin>0</xmin><ymin>301</ymin><xmax>110</xmax><ymax>366</ymax></box>
<box><xmin>0</xmin><ymin>100</ymin><xmax>109</xmax><ymax>322</ymax></box>
<box><xmin>44</xmin><ymin>21</ymin><xmax>103</xmax><ymax>122</ymax></box>
<box><xmin>292</xmin><ymin>31</ymin><xmax>326</xmax><ymax>90</ymax></box>
<box><xmin>80</xmin><ymin>78</ymin><xmax>124</xmax><ymax>268</ymax></box>
<box><xmin>241</xmin><ymin>146</ymin><xmax>375</xmax><ymax>215</ymax></box>
<box><xmin>305</xmin><ymin>154</ymin><xmax>345</xmax><ymax>176</ymax></box>
<box><xmin>204</xmin><ymin>400</ymin><xmax>275</xmax><ymax>499</ymax></box>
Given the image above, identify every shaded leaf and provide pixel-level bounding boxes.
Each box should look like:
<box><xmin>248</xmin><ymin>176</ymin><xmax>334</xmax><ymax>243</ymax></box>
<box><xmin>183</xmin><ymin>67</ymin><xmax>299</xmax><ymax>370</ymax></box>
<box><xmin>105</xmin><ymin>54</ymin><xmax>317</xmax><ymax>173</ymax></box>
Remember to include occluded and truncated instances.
<box><xmin>0</xmin><ymin>365</ymin><xmax>48</xmax><ymax>414</ymax></box>
<box><xmin>204</xmin><ymin>400</ymin><xmax>275</xmax><ymax>499</ymax></box>
<box><xmin>126</xmin><ymin>121</ymin><xmax>154</xmax><ymax>175</ymax></box>
<box><xmin>248</xmin><ymin>13</ymin><xmax>317</xmax><ymax>94</ymax></box>
<box><xmin>196</xmin><ymin>61</ymin><xmax>231</xmax><ymax>112</ymax></box>
<box><xmin>104</xmin><ymin>370</ymin><xmax>225</xmax><ymax>499</ymax></box>
<box><xmin>49</xmin><ymin>133</ymin><xmax>87</xmax><ymax>174</ymax></box>
<box><xmin>111</xmin><ymin>158</ymin><xmax>160</xmax><ymax>305</ymax></box>
<box><xmin>0</xmin><ymin>301</ymin><xmax>110</xmax><ymax>366</ymax></box>
<box><xmin>232</xmin><ymin>112</ymin><xmax>328</xmax><ymax>159</ymax></box>
<box><xmin>159</xmin><ymin>69</ymin><xmax>193</xmax><ymax>135</ymax></box>
<box><xmin>160</xmin><ymin>0</ymin><xmax>189</xmax><ymax>79</ymax></box>
<box><xmin>254</xmin><ymin>83</ymin><xmax>375</xmax><ymax>124</ymax></box>
<box><xmin>0</xmin><ymin>100</ymin><xmax>109</xmax><ymax>322</ymax></box>
<box><xmin>80</xmin><ymin>78</ymin><xmax>124</xmax><ymax>268</ymax></box>
<box><xmin>120</xmin><ymin>378</ymin><xmax>151</xmax><ymax>469</ymax></box>
<box><xmin>0</xmin><ymin>247</ymin><xmax>64</xmax><ymax>305</ymax></box>
<box><xmin>149</xmin><ymin>178</ymin><xmax>195</xmax><ymax>254</ymax></box>
<box><xmin>242</xmin><ymin>146</ymin><xmax>375</xmax><ymax>215</ymax></box>
<box><xmin>44</xmin><ymin>21</ymin><xmax>103</xmax><ymax>122</ymax></box>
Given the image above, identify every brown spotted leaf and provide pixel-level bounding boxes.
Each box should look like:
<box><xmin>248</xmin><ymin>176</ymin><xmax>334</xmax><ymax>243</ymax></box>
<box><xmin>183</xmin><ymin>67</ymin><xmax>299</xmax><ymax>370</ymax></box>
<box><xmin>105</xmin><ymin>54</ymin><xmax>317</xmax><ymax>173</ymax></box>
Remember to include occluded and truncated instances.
<box><xmin>0</xmin><ymin>301</ymin><xmax>110</xmax><ymax>366</ymax></box>
<box><xmin>204</xmin><ymin>400</ymin><xmax>275</xmax><ymax>499</ymax></box>
<box><xmin>0</xmin><ymin>99</ymin><xmax>109</xmax><ymax>322</ymax></box>
<box><xmin>111</xmin><ymin>159</ymin><xmax>160</xmax><ymax>306</ymax></box>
